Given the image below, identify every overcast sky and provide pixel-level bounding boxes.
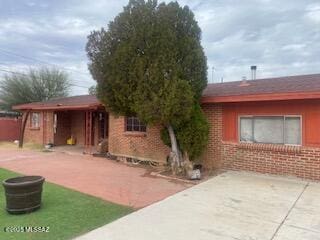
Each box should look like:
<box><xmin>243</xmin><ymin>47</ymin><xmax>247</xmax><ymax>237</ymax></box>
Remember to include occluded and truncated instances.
<box><xmin>0</xmin><ymin>0</ymin><xmax>319</xmax><ymax>95</ymax></box>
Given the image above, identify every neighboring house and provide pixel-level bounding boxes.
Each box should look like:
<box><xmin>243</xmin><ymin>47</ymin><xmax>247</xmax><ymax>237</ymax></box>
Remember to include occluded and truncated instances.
<box><xmin>13</xmin><ymin>73</ymin><xmax>320</xmax><ymax>181</ymax></box>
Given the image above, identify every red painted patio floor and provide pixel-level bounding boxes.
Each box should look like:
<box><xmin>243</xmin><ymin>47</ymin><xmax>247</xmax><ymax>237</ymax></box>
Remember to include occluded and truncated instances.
<box><xmin>0</xmin><ymin>148</ymin><xmax>192</xmax><ymax>208</ymax></box>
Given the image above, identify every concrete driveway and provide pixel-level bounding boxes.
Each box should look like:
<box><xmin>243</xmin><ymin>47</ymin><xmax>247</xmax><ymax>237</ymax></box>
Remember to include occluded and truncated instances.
<box><xmin>77</xmin><ymin>171</ymin><xmax>320</xmax><ymax>240</ymax></box>
<box><xmin>0</xmin><ymin>148</ymin><xmax>192</xmax><ymax>208</ymax></box>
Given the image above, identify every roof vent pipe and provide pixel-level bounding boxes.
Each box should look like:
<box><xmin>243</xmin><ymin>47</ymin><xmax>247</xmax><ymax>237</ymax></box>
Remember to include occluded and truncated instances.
<box><xmin>251</xmin><ymin>65</ymin><xmax>257</xmax><ymax>80</ymax></box>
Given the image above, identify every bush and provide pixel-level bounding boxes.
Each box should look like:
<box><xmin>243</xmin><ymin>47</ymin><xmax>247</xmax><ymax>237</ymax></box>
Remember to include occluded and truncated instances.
<box><xmin>161</xmin><ymin>103</ymin><xmax>209</xmax><ymax>162</ymax></box>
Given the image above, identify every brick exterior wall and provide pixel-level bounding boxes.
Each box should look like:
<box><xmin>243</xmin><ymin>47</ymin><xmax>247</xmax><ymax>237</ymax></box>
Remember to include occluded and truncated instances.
<box><xmin>43</xmin><ymin>111</ymin><xmax>54</xmax><ymax>144</ymax></box>
<box><xmin>202</xmin><ymin>104</ymin><xmax>223</xmax><ymax>169</ymax></box>
<box><xmin>24</xmin><ymin>111</ymin><xmax>54</xmax><ymax>145</ymax></box>
<box><xmin>202</xmin><ymin>103</ymin><xmax>320</xmax><ymax>181</ymax></box>
<box><xmin>108</xmin><ymin>113</ymin><xmax>170</xmax><ymax>164</ymax></box>
<box><xmin>221</xmin><ymin>142</ymin><xmax>320</xmax><ymax>181</ymax></box>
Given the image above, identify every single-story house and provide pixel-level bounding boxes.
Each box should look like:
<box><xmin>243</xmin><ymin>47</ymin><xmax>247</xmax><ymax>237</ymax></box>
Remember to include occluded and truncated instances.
<box><xmin>13</xmin><ymin>73</ymin><xmax>320</xmax><ymax>181</ymax></box>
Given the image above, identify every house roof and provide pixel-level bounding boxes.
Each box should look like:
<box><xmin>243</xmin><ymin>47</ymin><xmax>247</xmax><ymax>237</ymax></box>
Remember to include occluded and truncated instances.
<box><xmin>202</xmin><ymin>73</ymin><xmax>320</xmax><ymax>103</ymax></box>
<box><xmin>12</xmin><ymin>73</ymin><xmax>320</xmax><ymax>110</ymax></box>
<box><xmin>12</xmin><ymin>95</ymin><xmax>102</xmax><ymax>110</ymax></box>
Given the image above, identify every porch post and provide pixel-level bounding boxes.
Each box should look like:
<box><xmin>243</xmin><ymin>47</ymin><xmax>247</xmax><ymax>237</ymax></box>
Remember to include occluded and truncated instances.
<box><xmin>19</xmin><ymin>110</ymin><xmax>31</xmax><ymax>148</ymax></box>
<box><xmin>85</xmin><ymin>111</ymin><xmax>87</xmax><ymax>153</ymax></box>
<box><xmin>43</xmin><ymin>111</ymin><xmax>47</xmax><ymax>145</ymax></box>
<box><xmin>85</xmin><ymin>110</ymin><xmax>93</xmax><ymax>154</ymax></box>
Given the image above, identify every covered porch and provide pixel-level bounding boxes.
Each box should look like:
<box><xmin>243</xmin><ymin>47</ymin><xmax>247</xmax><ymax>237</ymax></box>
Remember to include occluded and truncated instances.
<box><xmin>13</xmin><ymin>95</ymin><xmax>108</xmax><ymax>154</ymax></box>
<box><xmin>53</xmin><ymin>110</ymin><xmax>108</xmax><ymax>154</ymax></box>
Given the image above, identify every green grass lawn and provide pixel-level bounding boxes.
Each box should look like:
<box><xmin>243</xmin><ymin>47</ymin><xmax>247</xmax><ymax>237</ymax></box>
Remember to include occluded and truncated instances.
<box><xmin>0</xmin><ymin>168</ymin><xmax>133</xmax><ymax>240</ymax></box>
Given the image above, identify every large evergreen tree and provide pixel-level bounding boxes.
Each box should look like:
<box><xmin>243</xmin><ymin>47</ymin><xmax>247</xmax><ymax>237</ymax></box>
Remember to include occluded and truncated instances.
<box><xmin>86</xmin><ymin>0</ymin><xmax>208</xmax><ymax>170</ymax></box>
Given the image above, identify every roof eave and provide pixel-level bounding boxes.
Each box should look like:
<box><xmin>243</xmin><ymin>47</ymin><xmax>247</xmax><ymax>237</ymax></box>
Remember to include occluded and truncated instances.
<box><xmin>201</xmin><ymin>91</ymin><xmax>320</xmax><ymax>103</ymax></box>
<box><xmin>12</xmin><ymin>104</ymin><xmax>103</xmax><ymax>111</ymax></box>
<box><xmin>12</xmin><ymin>104</ymin><xmax>32</xmax><ymax>110</ymax></box>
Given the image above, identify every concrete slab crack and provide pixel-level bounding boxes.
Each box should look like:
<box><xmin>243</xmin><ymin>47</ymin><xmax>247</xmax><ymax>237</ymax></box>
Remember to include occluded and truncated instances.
<box><xmin>270</xmin><ymin>182</ymin><xmax>309</xmax><ymax>240</ymax></box>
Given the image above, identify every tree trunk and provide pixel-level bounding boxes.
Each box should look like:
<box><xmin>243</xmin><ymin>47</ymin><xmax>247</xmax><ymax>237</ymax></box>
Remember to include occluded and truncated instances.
<box><xmin>167</xmin><ymin>125</ymin><xmax>179</xmax><ymax>157</ymax></box>
<box><xmin>167</xmin><ymin>125</ymin><xmax>182</xmax><ymax>174</ymax></box>
<box><xmin>19</xmin><ymin>110</ymin><xmax>30</xmax><ymax>148</ymax></box>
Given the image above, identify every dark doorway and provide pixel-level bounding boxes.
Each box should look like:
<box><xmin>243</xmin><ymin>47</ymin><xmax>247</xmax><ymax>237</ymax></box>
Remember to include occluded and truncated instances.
<box><xmin>98</xmin><ymin>112</ymin><xmax>108</xmax><ymax>140</ymax></box>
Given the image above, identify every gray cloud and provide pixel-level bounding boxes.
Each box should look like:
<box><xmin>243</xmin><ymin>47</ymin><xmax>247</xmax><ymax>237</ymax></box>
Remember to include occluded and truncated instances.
<box><xmin>0</xmin><ymin>0</ymin><xmax>319</xmax><ymax>94</ymax></box>
<box><xmin>191</xmin><ymin>0</ymin><xmax>320</xmax><ymax>82</ymax></box>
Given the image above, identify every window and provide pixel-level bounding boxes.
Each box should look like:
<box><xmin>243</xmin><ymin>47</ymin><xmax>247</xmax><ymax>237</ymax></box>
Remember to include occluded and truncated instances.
<box><xmin>125</xmin><ymin>117</ymin><xmax>146</xmax><ymax>132</ymax></box>
<box><xmin>31</xmin><ymin>112</ymin><xmax>40</xmax><ymax>128</ymax></box>
<box><xmin>239</xmin><ymin>116</ymin><xmax>301</xmax><ymax>145</ymax></box>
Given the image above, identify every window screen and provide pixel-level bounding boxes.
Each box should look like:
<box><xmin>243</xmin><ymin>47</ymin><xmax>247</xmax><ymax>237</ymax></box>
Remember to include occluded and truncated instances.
<box><xmin>239</xmin><ymin>116</ymin><xmax>301</xmax><ymax>145</ymax></box>
<box><xmin>284</xmin><ymin>117</ymin><xmax>301</xmax><ymax>145</ymax></box>
<box><xmin>254</xmin><ymin>117</ymin><xmax>284</xmax><ymax>144</ymax></box>
<box><xmin>240</xmin><ymin>117</ymin><xmax>253</xmax><ymax>142</ymax></box>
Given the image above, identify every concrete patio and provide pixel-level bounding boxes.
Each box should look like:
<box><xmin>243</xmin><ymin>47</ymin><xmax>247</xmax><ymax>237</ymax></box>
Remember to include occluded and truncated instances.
<box><xmin>76</xmin><ymin>171</ymin><xmax>320</xmax><ymax>240</ymax></box>
<box><xmin>0</xmin><ymin>148</ymin><xmax>192</xmax><ymax>208</ymax></box>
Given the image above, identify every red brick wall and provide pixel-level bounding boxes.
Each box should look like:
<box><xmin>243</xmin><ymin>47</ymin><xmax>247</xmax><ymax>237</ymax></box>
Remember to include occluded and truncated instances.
<box><xmin>221</xmin><ymin>142</ymin><xmax>320</xmax><ymax>181</ymax></box>
<box><xmin>108</xmin><ymin>114</ymin><xmax>170</xmax><ymax>163</ymax></box>
<box><xmin>24</xmin><ymin>111</ymin><xmax>42</xmax><ymax>144</ymax></box>
<box><xmin>43</xmin><ymin>111</ymin><xmax>54</xmax><ymax>144</ymax></box>
<box><xmin>0</xmin><ymin>118</ymin><xmax>21</xmax><ymax>141</ymax></box>
<box><xmin>202</xmin><ymin>102</ymin><xmax>320</xmax><ymax>181</ymax></box>
<box><xmin>202</xmin><ymin>104</ymin><xmax>223</xmax><ymax>169</ymax></box>
<box><xmin>24</xmin><ymin>111</ymin><xmax>54</xmax><ymax>145</ymax></box>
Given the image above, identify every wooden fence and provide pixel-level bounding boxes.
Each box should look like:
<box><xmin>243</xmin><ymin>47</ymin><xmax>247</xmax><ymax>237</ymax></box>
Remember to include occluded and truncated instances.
<box><xmin>0</xmin><ymin>118</ymin><xmax>21</xmax><ymax>141</ymax></box>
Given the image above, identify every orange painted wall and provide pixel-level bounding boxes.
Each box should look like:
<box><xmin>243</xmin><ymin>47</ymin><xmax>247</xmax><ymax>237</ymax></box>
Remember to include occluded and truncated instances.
<box><xmin>222</xmin><ymin>99</ymin><xmax>320</xmax><ymax>147</ymax></box>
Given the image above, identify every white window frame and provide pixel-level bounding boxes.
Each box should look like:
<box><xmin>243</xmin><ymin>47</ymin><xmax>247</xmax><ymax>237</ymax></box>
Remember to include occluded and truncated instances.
<box><xmin>238</xmin><ymin>115</ymin><xmax>302</xmax><ymax>146</ymax></box>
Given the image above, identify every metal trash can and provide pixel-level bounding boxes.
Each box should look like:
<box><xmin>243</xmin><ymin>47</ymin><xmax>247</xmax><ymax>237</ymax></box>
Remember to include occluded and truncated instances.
<box><xmin>2</xmin><ymin>176</ymin><xmax>45</xmax><ymax>214</ymax></box>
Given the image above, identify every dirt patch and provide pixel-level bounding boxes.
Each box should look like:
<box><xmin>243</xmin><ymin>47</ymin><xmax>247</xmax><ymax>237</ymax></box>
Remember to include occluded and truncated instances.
<box><xmin>0</xmin><ymin>141</ymin><xmax>43</xmax><ymax>151</ymax></box>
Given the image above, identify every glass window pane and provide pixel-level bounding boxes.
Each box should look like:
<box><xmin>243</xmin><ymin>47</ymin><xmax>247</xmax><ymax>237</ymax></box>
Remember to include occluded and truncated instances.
<box><xmin>253</xmin><ymin>117</ymin><xmax>284</xmax><ymax>144</ymax></box>
<box><xmin>128</xmin><ymin>117</ymin><xmax>133</xmax><ymax>126</ymax></box>
<box><xmin>285</xmin><ymin>117</ymin><xmax>301</xmax><ymax>145</ymax></box>
<box><xmin>240</xmin><ymin>117</ymin><xmax>253</xmax><ymax>142</ymax></box>
<box><xmin>133</xmin><ymin>117</ymin><xmax>139</xmax><ymax>127</ymax></box>
<box><xmin>133</xmin><ymin>125</ymin><xmax>140</xmax><ymax>131</ymax></box>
